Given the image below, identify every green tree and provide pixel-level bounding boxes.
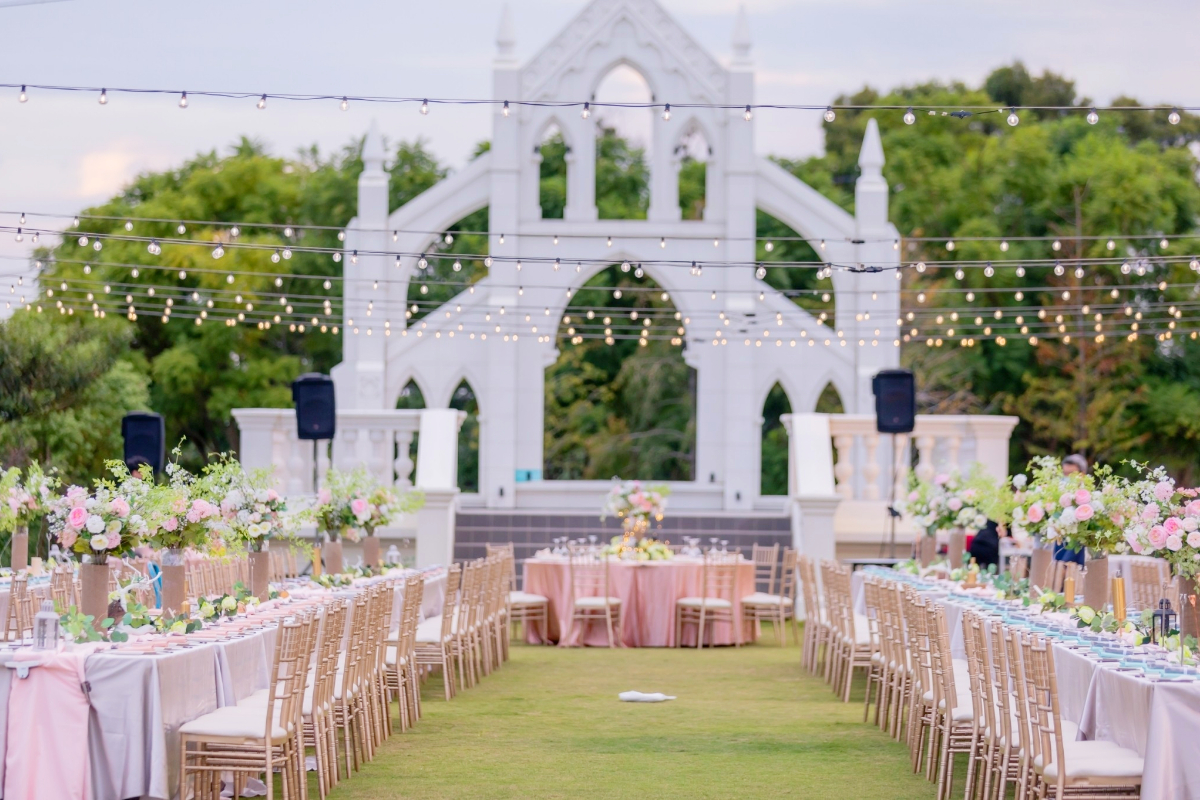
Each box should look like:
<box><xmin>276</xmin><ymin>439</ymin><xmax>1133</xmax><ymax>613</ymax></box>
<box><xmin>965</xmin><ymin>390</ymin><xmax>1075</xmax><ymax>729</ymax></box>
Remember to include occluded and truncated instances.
<box><xmin>0</xmin><ymin>312</ymin><xmax>149</xmax><ymax>483</ymax></box>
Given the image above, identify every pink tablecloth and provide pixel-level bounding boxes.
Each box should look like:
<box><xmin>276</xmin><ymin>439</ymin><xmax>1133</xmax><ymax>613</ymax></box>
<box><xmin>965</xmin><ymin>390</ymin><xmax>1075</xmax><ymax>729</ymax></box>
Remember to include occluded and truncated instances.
<box><xmin>524</xmin><ymin>558</ymin><xmax>756</xmax><ymax>647</ymax></box>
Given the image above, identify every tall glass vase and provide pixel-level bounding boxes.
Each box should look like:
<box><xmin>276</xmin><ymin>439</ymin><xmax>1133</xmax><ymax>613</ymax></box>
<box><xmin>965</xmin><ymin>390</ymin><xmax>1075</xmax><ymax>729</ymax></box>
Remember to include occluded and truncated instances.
<box><xmin>160</xmin><ymin>548</ymin><xmax>187</xmax><ymax>616</ymax></box>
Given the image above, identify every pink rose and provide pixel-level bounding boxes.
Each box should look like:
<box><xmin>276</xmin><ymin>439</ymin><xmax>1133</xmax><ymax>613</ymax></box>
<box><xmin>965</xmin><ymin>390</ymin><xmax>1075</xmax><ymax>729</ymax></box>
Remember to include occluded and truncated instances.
<box><xmin>106</xmin><ymin>530</ymin><xmax>121</xmax><ymax>549</ymax></box>
<box><xmin>109</xmin><ymin>497</ymin><xmax>130</xmax><ymax>518</ymax></box>
<box><xmin>934</xmin><ymin>474</ymin><xmax>949</xmax><ymax>486</ymax></box>
<box><xmin>1027</xmin><ymin>504</ymin><xmax>1045</xmax><ymax>523</ymax></box>
<box><xmin>1075</xmin><ymin>504</ymin><xmax>1094</xmax><ymax>521</ymax></box>
<box><xmin>1187</xmin><ymin>500</ymin><xmax>1200</xmax><ymax>517</ymax></box>
<box><xmin>66</xmin><ymin>486</ymin><xmax>86</xmax><ymax>503</ymax></box>
<box><xmin>907</xmin><ymin>491</ymin><xmax>919</xmax><ymax>502</ymax></box>
<box><xmin>1188</xmin><ymin>531</ymin><xmax>1200</xmax><ymax>549</ymax></box>
<box><xmin>1155</xmin><ymin>481</ymin><xmax>1175</xmax><ymax>501</ymax></box>
<box><xmin>171</xmin><ymin>497</ymin><xmax>187</xmax><ymax>514</ymax></box>
<box><xmin>1165</xmin><ymin>517</ymin><xmax>1183</xmax><ymax>534</ymax></box>
<box><xmin>350</xmin><ymin>497</ymin><xmax>369</xmax><ymax>521</ymax></box>
<box><xmin>1110</xmin><ymin>514</ymin><xmax>1125</xmax><ymax>527</ymax></box>
<box><xmin>1148</xmin><ymin>525</ymin><xmax>1169</xmax><ymax>549</ymax></box>
<box><xmin>162</xmin><ymin>517</ymin><xmax>179</xmax><ymax>532</ymax></box>
<box><xmin>947</xmin><ymin>498</ymin><xmax>963</xmax><ymax>512</ymax></box>
<box><xmin>1059</xmin><ymin>493</ymin><xmax>1073</xmax><ymax>508</ymax></box>
<box><xmin>1074</xmin><ymin>489</ymin><xmax>1091</xmax><ymax>505</ymax></box>
<box><xmin>317</xmin><ymin>488</ymin><xmax>332</xmax><ymax>506</ymax></box>
<box><xmin>266</xmin><ymin>489</ymin><xmax>279</xmax><ymax>502</ymax></box>
<box><xmin>1142</xmin><ymin>503</ymin><xmax>1160</xmax><ymax>522</ymax></box>
<box><xmin>1167</xmin><ymin>534</ymin><xmax>1184</xmax><ymax>552</ymax></box>
<box><xmin>1131</xmin><ymin>540</ymin><xmax>1145</xmax><ymax>554</ymax></box>
<box><xmin>67</xmin><ymin>506</ymin><xmax>88</xmax><ymax>529</ymax></box>
<box><xmin>59</xmin><ymin>529</ymin><xmax>77</xmax><ymax>548</ymax></box>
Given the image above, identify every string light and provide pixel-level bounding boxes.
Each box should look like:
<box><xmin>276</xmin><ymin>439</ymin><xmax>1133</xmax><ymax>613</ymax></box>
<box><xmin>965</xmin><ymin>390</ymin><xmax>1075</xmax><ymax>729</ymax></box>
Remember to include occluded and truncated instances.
<box><xmin>502</xmin><ymin>100</ymin><xmax>510</xmax><ymax>117</ymax></box>
<box><xmin>257</xmin><ymin>94</ymin><xmax>267</xmax><ymax>110</ymax></box>
<box><xmin>98</xmin><ymin>88</ymin><xmax>108</xmax><ymax>105</ymax></box>
<box><xmin>1006</xmin><ymin>108</ymin><xmax>1019</xmax><ymax>126</ymax></box>
<box><xmin>903</xmin><ymin>107</ymin><xmax>915</xmax><ymax>125</ymax></box>
<box><xmin>1087</xmin><ymin>108</ymin><xmax>1099</xmax><ymax>125</ymax></box>
<box><xmin>662</xmin><ymin>104</ymin><xmax>671</xmax><ymax>121</ymax></box>
<box><xmin>744</xmin><ymin>105</ymin><xmax>753</xmax><ymax>121</ymax></box>
<box><xmin>581</xmin><ymin>102</ymin><xmax>590</xmax><ymax>119</ymax></box>
<box><xmin>340</xmin><ymin>97</ymin><xmax>349</xmax><ymax>111</ymax></box>
<box><xmin>178</xmin><ymin>92</ymin><xmax>188</xmax><ymax>109</ymax></box>
<box><xmin>420</xmin><ymin>99</ymin><xmax>429</xmax><ymax>115</ymax></box>
<box><xmin>1169</xmin><ymin>108</ymin><xmax>1181</xmax><ymax>125</ymax></box>
<box><xmin>823</xmin><ymin>107</ymin><xmax>835</xmax><ymax>122</ymax></box>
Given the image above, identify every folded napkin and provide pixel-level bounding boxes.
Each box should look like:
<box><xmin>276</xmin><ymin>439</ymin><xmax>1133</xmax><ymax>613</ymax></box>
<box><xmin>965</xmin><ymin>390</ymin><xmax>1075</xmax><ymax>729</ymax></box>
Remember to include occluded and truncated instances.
<box><xmin>618</xmin><ymin>691</ymin><xmax>676</xmax><ymax>702</ymax></box>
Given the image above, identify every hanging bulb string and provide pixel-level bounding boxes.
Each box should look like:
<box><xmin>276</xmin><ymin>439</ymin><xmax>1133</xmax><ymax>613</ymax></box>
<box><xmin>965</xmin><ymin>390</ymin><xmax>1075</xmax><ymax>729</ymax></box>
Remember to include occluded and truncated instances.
<box><xmin>4</xmin><ymin>208</ymin><xmax>1197</xmax><ymax>249</ymax></box>
<box><xmin>2</xmin><ymin>83</ymin><xmax>1194</xmax><ymax>117</ymax></box>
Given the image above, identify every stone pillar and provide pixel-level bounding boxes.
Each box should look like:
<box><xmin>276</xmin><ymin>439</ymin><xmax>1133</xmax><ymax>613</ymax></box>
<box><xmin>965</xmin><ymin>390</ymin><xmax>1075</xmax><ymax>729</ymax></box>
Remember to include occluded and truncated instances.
<box><xmin>415</xmin><ymin>488</ymin><xmax>459</xmax><ymax>568</ymax></box>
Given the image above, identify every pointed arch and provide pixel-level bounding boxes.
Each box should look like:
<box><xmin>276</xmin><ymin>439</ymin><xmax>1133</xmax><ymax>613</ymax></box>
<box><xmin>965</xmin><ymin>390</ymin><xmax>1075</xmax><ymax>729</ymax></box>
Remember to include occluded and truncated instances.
<box><xmin>761</xmin><ymin>381</ymin><xmax>792</xmax><ymax>496</ymax></box>
<box><xmin>536</xmin><ymin>120</ymin><xmax>569</xmax><ymax>220</ymax></box>
<box><xmin>815</xmin><ymin>380</ymin><xmax>846</xmax><ymax>414</ymax></box>
<box><xmin>592</xmin><ymin>63</ymin><xmax>652</xmax><ymax>220</ymax></box>
<box><xmin>676</xmin><ymin>116</ymin><xmax>711</xmax><ymax>221</ymax></box>
<box><xmin>395</xmin><ymin>377</ymin><xmax>427</xmax><ymax>483</ymax></box>
<box><xmin>449</xmin><ymin>379</ymin><xmax>480</xmax><ymax>493</ymax></box>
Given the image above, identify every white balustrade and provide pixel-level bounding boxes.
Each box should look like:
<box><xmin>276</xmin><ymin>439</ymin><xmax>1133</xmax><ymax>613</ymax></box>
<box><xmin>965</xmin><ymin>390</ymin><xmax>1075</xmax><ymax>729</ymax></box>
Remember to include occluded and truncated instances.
<box><xmin>232</xmin><ymin>408</ymin><xmax>425</xmax><ymax>495</ymax></box>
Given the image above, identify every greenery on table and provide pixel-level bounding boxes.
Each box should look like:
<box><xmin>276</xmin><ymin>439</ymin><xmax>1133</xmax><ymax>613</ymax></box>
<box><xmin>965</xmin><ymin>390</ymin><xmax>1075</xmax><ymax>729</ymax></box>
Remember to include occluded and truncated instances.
<box><xmin>4</xmin><ymin>61</ymin><xmax>1200</xmax><ymax>490</ymax></box>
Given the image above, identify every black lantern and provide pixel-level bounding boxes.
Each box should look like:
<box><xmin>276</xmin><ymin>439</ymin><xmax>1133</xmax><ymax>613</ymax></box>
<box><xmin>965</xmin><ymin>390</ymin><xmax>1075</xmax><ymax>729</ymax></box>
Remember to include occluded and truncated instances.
<box><xmin>1153</xmin><ymin>598</ymin><xmax>1177</xmax><ymax>644</ymax></box>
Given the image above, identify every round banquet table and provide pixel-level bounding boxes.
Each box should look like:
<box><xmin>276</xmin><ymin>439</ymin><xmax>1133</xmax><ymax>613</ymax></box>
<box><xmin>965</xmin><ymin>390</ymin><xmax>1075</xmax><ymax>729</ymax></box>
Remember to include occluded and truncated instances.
<box><xmin>523</xmin><ymin>557</ymin><xmax>756</xmax><ymax>647</ymax></box>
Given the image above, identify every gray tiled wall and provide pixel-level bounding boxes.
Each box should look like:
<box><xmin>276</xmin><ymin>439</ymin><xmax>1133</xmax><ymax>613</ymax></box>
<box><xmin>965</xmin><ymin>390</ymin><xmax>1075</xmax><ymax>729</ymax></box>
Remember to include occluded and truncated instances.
<box><xmin>454</xmin><ymin>512</ymin><xmax>791</xmax><ymax>563</ymax></box>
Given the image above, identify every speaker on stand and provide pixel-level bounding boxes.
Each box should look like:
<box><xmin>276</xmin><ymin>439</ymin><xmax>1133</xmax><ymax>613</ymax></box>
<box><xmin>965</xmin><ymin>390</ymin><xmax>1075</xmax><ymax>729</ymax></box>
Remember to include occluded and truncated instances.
<box><xmin>292</xmin><ymin>373</ymin><xmax>337</xmax><ymax>575</ymax></box>
<box><xmin>872</xmin><ymin>369</ymin><xmax>916</xmax><ymax>558</ymax></box>
<box><xmin>121</xmin><ymin>411</ymin><xmax>165</xmax><ymax>477</ymax></box>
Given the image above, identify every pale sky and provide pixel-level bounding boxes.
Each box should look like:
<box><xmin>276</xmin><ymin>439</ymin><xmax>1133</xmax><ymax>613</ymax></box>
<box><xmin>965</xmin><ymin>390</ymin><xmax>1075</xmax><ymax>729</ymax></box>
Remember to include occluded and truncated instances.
<box><xmin>1</xmin><ymin>0</ymin><xmax>1198</xmax><ymax>277</ymax></box>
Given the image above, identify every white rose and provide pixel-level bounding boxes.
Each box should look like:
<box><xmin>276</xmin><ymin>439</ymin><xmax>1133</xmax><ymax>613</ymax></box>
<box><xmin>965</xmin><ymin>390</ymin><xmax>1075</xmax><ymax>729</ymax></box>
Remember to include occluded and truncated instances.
<box><xmin>1059</xmin><ymin>507</ymin><xmax>1077</xmax><ymax>525</ymax></box>
<box><xmin>973</xmin><ymin>515</ymin><xmax>987</xmax><ymax>529</ymax></box>
<box><xmin>255</xmin><ymin>490</ymin><xmax>269</xmax><ymax>503</ymax></box>
<box><xmin>105</xmin><ymin>519</ymin><xmax>121</xmax><ymax>535</ymax></box>
<box><xmin>1012</xmin><ymin>474</ymin><xmax>1028</xmax><ymax>489</ymax></box>
<box><xmin>227</xmin><ymin>490</ymin><xmax>245</xmax><ymax>508</ymax></box>
<box><xmin>1184</xmin><ymin>518</ymin><xmax>1198</xmax><ymax>532</ymax></box>
<box><xmin>1013</xmin><ymin>507</ymin><xmax>1026</xmax><ymax>523</ymax></box>
<box><xmin>86</xmin><ymin>514</ymin><xmax>105</xmax><ymax>533</ymax></box>
<box><xmin>237</xmin><ymin>510</ymin><xmax>251</xmax><ymax>524</ymax></box>
<box><xmin>85</xmin><ymin>498</ymin><xmax>97</xmax><ymax>509</ymax></box>
<box><xmin>89</xmin><ymin>534</ymin><xmax>109</xmax><ymax>551</ymax></box>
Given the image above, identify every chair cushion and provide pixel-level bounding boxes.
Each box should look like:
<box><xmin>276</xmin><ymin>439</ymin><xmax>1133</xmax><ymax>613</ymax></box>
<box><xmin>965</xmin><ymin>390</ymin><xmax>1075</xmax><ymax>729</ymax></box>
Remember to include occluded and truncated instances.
<box><xmin>179</xmin><ymin>706</ymin><xmax>291</xmax><ymax>741</ymax></box>
<box><xmin>742</xmin><ymin>592</ymin><xmax>793</xmax><ymax>607</ymax></box>
<box><xmin>676</xmin><ymin>596</ymin><xmax>733</xmax><ymax>609</ymax></box>
<box><xmin>574</xmin><ymin>596</ymin><xmax>621</xmax><ymax>609</ymax></box>
<box><xmin>1038</xmin><ymin>741</ymin><xmax>1144</xmax><ymax>781</ymax></box>
<box><xmin>509</xmin><ymin>590</ymin><xmax>548</xmax><ymax>606</ymax></box>
<box><xmin>415</xmin><ymin>616</ymin><xmax>446</xmax><ymax>643</ymax></box>
<box><xmin>851</xmin><ymin>614</ymin><xmax>871</xmax><ymax>645</ymax></box>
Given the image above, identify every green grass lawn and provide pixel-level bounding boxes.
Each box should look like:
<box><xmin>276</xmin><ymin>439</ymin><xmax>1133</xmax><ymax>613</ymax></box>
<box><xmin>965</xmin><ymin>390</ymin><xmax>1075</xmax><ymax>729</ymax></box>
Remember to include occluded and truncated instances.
<box><xmin>322</xmin><ymin>625</ymin><xmax>937</xmax><ymax>799</ymax></box>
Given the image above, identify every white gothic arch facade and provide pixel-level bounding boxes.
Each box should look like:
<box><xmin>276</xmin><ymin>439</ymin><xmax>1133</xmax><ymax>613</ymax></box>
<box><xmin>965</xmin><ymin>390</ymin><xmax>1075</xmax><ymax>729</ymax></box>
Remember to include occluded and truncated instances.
<box><xmin>331</xmin><ymin>0</ymin><xmax>901</xmax><ymax>512</ymax></box>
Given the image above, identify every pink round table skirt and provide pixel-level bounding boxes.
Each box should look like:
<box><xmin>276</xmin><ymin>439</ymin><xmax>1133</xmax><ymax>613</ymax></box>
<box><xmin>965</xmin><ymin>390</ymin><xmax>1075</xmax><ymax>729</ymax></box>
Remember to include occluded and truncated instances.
<box><xmin>524</xmin><ymin>559</ymin><xmax>757</xmax><ymax>647</ymax></box>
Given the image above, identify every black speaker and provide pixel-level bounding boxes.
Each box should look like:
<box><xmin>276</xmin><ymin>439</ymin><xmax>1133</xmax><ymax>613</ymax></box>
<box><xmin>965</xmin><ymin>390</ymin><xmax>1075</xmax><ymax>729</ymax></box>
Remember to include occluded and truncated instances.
<box><xmin>122</xmin><ymin>411</ymin><xmax>165</xmax><ymax>476</ymax></box>
<box><xmin>872</xmin><ymin>369</ymin><xmax>916</xmax><ymax>434</ymax></box>
<box><xmin>292</xmin><ymin>373</ymin><xmax>336</xmax><ymax>440</ymax></box>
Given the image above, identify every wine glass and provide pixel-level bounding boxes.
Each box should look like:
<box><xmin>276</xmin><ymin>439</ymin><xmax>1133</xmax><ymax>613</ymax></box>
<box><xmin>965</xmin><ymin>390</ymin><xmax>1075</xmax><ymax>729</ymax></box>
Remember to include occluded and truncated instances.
<box><xmin>720</xmin><ymin>539</ymin><xmax>729</xmax><ymax>553</ymax></box>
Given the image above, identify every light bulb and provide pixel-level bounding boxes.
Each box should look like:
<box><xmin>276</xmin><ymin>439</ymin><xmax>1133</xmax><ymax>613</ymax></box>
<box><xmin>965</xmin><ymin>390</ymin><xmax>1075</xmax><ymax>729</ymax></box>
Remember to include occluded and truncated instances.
<box><xmin>1000</xmin><ymin>240</ymin><xmax>1009</xmax><ymax>252</ymax></box>
<box><xmin>18</xmin><ymin>85</ymin><xmax>27</xmax><ymax>103</ymax></box>
<box><xmin>179</xmin><ymin>91</ymin><xmax>188</xmax><ymax>109</ymax></box>
<box><xmin>230</xmin><ymin>226</ymin><xmax>239</xmax><ymax>237</ymax></box>
<box><xmin>420</xmin><ymin>99</ymin><xmax>429</xmax><ymax>115</ymax></box>
<box><xmin>498</xmin><ymin>233</ymin><xmax>505</xmax><ymax>244</ymax></box>
<box><xmin>453</xmin><ymin>259</ymin><xmax>462</xmax><ymax>272</ymax></box>
<box><xmin>823</xmin><ymin>107</ymin><xmax>835</xmax><ymax>123</ymax></box>
<box><xmin>954</xmin><ymin>269</ymin><xmax>965</xmax><ymax>280</ymax></box>
<box><xmin>212</xmin><ymin>245</ymin><xmax>224</xmax><ymax>259</ymax></box>
<box><xmin>1015</xmin><ymin>266</ymin><xmax>1025</xmax><ymax>277</ymax></box>
<box><xmin>755</xmin><ymin>266</ymin><xmax>766</xmax><ymax>279</ymax></box>
<box><xmin>660</xmin><ymin>237</ymin><xmax>666</xmax><ymax>249</ymax></box>
<box><xmin>606</xmin><ymin>236</ymin><xmax>612</xmax><ymax>247</ymax></box>
<box><xmin>744</xmin><ymin>105</ymin><xmax>753</xmax><ymax>121</ymax></box>
<box><xmin>177</xmin><ymin>224</ymin><xmax>186</xmax><ymax>234</ymax></box>
<box><xmin>340</xmin><ymin>97</ymin><xmax>349</xmax><ymax>111</ymax></box>
<box><xmin>282</xmin><ymin>248</ymin><xmax>292</xmax><ymax>259</ymax></box>
<box><xmin>581</xmin><ymin>102</ymin><xmax>590</xmax><ymax>119</ymax></box>
<box><xmin>257</xmin><ymin>94</ymin><xmax>267</xmax><ymax>110</ymax></box>
<box><xmin>1054</xmin><ymin>262</ymin><xmax>1064</xmax><ymax>276</ymax></box>
<box><xmin>903</xmin><ymin>107</ymin><xmax>915</xmax><ymax>125</ymax></box>
<box><xmin>284</xmin><ymin>226</ymin><xmax>293</xmax><ymax>238</ymax></box>
<box><xmin>98</xmin><ymin>89</ymin><xmax>108</xmax><ymax>105</ymax></box>
<box><xmin>1006</xmin><ymin>108</ymin><xmax>1019</xmax><ymax>126</ymax></box>
<box><xmin>1086</xmin><ymin>108</ymin><xmax>1098</xmax><ymax>125</ymax></box>
<box><xmin>271</xmin><ymin>250</ymin><xmax>281</xmax><ymax>263</ymax></box>
<box><xmin>662</xmin><ymin>103</ymin><xmax>671</xmax><ymax>121</ymax></box>
<box><xmin>1169</xmin><ymin>108</ymin><xmax>1181</xmax><ymax>125</ymax></box>
<box><xmin>765</xmin><ymin>241</ymin><xmax>774</xmax><ymax>252</ymax></box>
<box><xmin>484</xmin><ymin>256</ymin><xmax>493</xmax><ymax>268</ymax></box>
<box><xmin>14</xmin><ymin>229</ymin><xmax>22</xmax><ymax>242</ymax></box>
<box><xmin>123</xmin><ymin>219</ymin><xmax>132</xmax><ymax>231</ymax></box>
<box><xmin>502</xmin><ymin>100</ymin><xmax>510</xmax><ymax>117</ymax></box>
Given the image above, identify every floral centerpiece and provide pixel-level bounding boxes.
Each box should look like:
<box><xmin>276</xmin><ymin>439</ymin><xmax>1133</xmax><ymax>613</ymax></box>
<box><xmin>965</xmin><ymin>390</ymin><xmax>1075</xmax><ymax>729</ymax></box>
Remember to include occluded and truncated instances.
<box><xmin>1010</xmin><ymin>456</ymin><xmax>1128</xmax><ymax>554</ymax></box>
<box><xmin>361</xmin><ymin>485</ymin><xmax>424</xmax><ymax>536</ymax></box>
<box><xmin>1119</xmin><ymin>463</ymin><xmax>1200</xmax><ymax>576</ymax></box>
<box><xmin>48</xmin><ymin>462</ymin><xmax>151</xmax><ymax>564</ymax></box>
<box><xmin>315</xmin><ymin>467</ymin><xmax>377</xmax><ymax>543</ymax></box>
<box><xmin>601</xmin><ymin>479</ymin><xmax>670</xmax><ymax>558</ymax></box>
<box><xmin>206</xmin><ymin>458</ymin><xmax>293</xmax><ymax>552</ymax></box>
<box><xmin>0</xmin><ymin>463</ymin><xmax>59</xmax><ymax>569</ymax></box>
<box><xmin>901</xmin><ymin>468</ymin><xmax>990</xmax><ymax>536</ymax></box>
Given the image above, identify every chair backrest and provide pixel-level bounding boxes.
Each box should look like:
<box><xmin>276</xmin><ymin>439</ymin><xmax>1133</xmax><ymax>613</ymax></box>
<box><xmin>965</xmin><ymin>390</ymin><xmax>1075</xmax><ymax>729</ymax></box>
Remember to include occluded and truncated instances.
<box><xmin>987</xmin><ymin>619</ymin><xmax>1015</xmax><ymax>749</ymax></box>
<box><xmin>961</xmin><ymin>611</ymin><xmax>991</xmax><ymax>737</ymax></box>
<box><xmin>751</xmin><ymin>543</ymin><xmax>779</xmax><ymax>594</ymax></box>
<box><xmin>399</xmin><ymin>576</ymin><xmax>425</xmax><ymax>654</ymax></box>
<box><xmin>486</xmin><ymin>543</ymin><xmax>519</xmax><ymax>592</ymax></box>
<box><xmin>1026</xmin><ymin>634</ymin><xmax>1071</xmax><ymax>794</ymax></box>
<box><xmin>266</xmin><ymin>616</ymin><xmax>308</xmax><ymax>736</ymax></box>
<box><xmin>569</xmin><ymin>552</ymin><xmax>613</xmax><ymax>606</ymax></box>
<box><xmin>925</xmin><ymin>604</ymin><xmax>959</xmax><ymax>717</ymax></box>
<box><xmin>778</xmin><ymin>548</ymin><xmax>798</xmax><ymax>601</ymax></box>
<box><xmin>5</xmin><ymin>574</ymin><xmax>34</xmax><ymax>641</ymax></box>
<box><xmin>862</xmin><ymin>576</ymin><xmax>883</xmax><ymax>654</ymax></box>
<box><xmin>51</xmin><ymin>566</ymin><xmax>77</xmax><ymax>612</ymax></box>
<box><xmin>1012</xmin><ymin>629</ymin><xmax>1042</xmax><ymax>769</ymax></box>
<box><xmin>698</xmin><ymin>551</ymin><xmax>739</xmax><ymax>608</ymax></box>
<box><xmin>438</xmin><ymin>565</ymin><xmax>462</xmax><ymax>642</ymax></box>
<box><xmin>796</xmin><ymin>555</ymin><xmax>820</xmax><ymax>622</ymax></box>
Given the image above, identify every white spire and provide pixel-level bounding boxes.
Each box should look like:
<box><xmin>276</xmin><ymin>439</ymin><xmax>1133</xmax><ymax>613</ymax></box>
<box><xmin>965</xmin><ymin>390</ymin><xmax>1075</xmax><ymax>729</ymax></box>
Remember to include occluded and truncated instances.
<box><xmin>362</xmin><ymin>119</ymin><xmax>386</xmax><ymax>173</ymax></box>
<box><xmin>496</xmin><ymin>4</ymin><xmax>516</xmax><ymax>65</ymax></box>
<box><xmin>731</xmin><ymin>4</ymin><xmax>752</xmax><ymax>67</ymax></box>
<box><xmin>857</xmin><ymin>118</ymin><xmax>885</xmax><ymax>174</ymax></box>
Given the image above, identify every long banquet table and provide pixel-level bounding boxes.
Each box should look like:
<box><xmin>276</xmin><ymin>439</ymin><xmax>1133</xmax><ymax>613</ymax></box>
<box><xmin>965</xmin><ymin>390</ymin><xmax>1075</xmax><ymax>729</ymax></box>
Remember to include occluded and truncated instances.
<box><xmin>0</xmin><ymin>567</ymin><xmax>446</xmax><ymax>800</ymax></box>
<box><xmin>862</xmin><ymin>567</ymin><xmax>1200</xmax><ymax>800</ymax></box>
<box><xmin>524</xmin><ymin>556</ymin><xmax>756</xmax><ymax>647</ymax></box>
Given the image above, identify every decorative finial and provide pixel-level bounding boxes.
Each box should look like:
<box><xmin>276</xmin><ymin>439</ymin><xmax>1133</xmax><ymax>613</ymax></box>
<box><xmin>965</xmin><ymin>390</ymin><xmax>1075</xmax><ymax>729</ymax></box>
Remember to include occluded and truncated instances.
<box><xmin>858</xmin><ymin>118</ymin><xmax>885</xmax><ymax>173</ymax></box>
<box><xmin>496</xmin><ymin>4</ymin><xmax>516</xmax><ymax>64</ymax></box>
<box><xmin>731</xmin><ymin>4</ymin><xmax>752</xmax><ymax>66</ymax></box>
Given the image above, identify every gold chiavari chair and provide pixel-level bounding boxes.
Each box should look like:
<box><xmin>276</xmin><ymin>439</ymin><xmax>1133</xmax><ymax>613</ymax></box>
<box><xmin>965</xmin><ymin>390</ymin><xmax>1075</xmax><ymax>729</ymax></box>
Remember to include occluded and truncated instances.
<box><xmin>386</xmin><ymin>576</ymin><xmax>424</xmax><ymax>731</ymax></box>
<box><xmin>886</xmin><ymin>580</ymin><xmax>915</xmax><ymax>741</ymax></box>
<box><xmin>568</xmin><ymin>551</ymin><xmax>623</xmax><ymax>648</ymax></box>
<box><xmin>1129</xmin><ymin>559</ymin><xmax>1169</xmax><ymax>611</ymax></box>
<box><xmin>180</xmin><ymin>615</ymin><xmax>311</xmax><ymax>800</ymax></box>
<box><xmin>750</xmin><ymin>543</ymin><xmax>780</xmax><ymax>596</ymax></box>
<box><xmin>1047</xmin><ymin>560</ymin><xmax>1079</xmax><ymax>594</ymax></box>
<box><xmin>926</xmin><ymin>604</ymin><xmax>975</xmax><ymax>800</ymax></box>
<box><xmin>450</xmin><ymin>562</ymin><xmax>482</xmax><ymax>689</ymax></box>
<box><xmin>984</xmin><ymin>622</ymin><xmax>1024</xmax><ymax>800</ymax></box>
<box><xmin>51</xmin><ymin>565</ymin><xmax>77</xmax><ymax>611</ymax></box>
<box><xmin>828</xmin><ymin>564</ymin><xmax>871</xmax><ymax>701</ymax></box>
<box><xmin>415</xmin><ymin>565</ymin><xmax>462</xmax><ymax>701</ymax></box>
<box><xmin>333</xmin><ymin>591</ymin><xmax>373</xmax><ymax>779</ymax></box>
<box><xmin>309</xmin><ymin>599</ymin><xmax>347</xmax><ymax>798</ymax></box>
<box><xmin>861</xmin><ymin>576</ymin><xmax>887</xmax><ymax>723</ymax></box>
<box><xmin>904</xmin><ymin>588</ymin><xmax>935</xmax><ymax>772</ymax></box>
<box><xmin>4</xmin><ymin>574</ymin><xmax>35</xmax><ymax>641</ymax></box>
<box><xmin>960</xmin><ymin>611</ymin><xmax>993</xmax><ymax>800</ymax></box>
<box><xmin>1024</xmin><ymin>634</ymin><xmax>1143</xmax><ymax>800</ymax></box>
<box><xmin>742</xmin><ymin>547</ymin><xmax>798</xmax><ymax>646</ymax></box>
<box><xmin>486</xmin><ymin>543</ymin><xmax>550</xmax><ymax>645</ymax></box>
<box><xmin>675</xmin><ymin>551</ymin><xmax>740</xmax><ymax>649</ymax></box>
<box><xmin>796</xmin><ymin>555</ymin><xmax>828</xmax><ymax>673</ymax></box>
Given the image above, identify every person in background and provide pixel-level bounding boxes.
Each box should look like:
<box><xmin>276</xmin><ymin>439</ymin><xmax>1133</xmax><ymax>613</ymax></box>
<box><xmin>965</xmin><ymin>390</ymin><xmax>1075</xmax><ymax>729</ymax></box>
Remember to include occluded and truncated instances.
<box><xmin>968</xmin><ymin>519</ymin><xmax>1002</xmax><ymax>571</ymax></box>
<box><xmin>1054</xmin><ymin>453</ymin><xmax>1089</xmax><ymax>566</ymax></box>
